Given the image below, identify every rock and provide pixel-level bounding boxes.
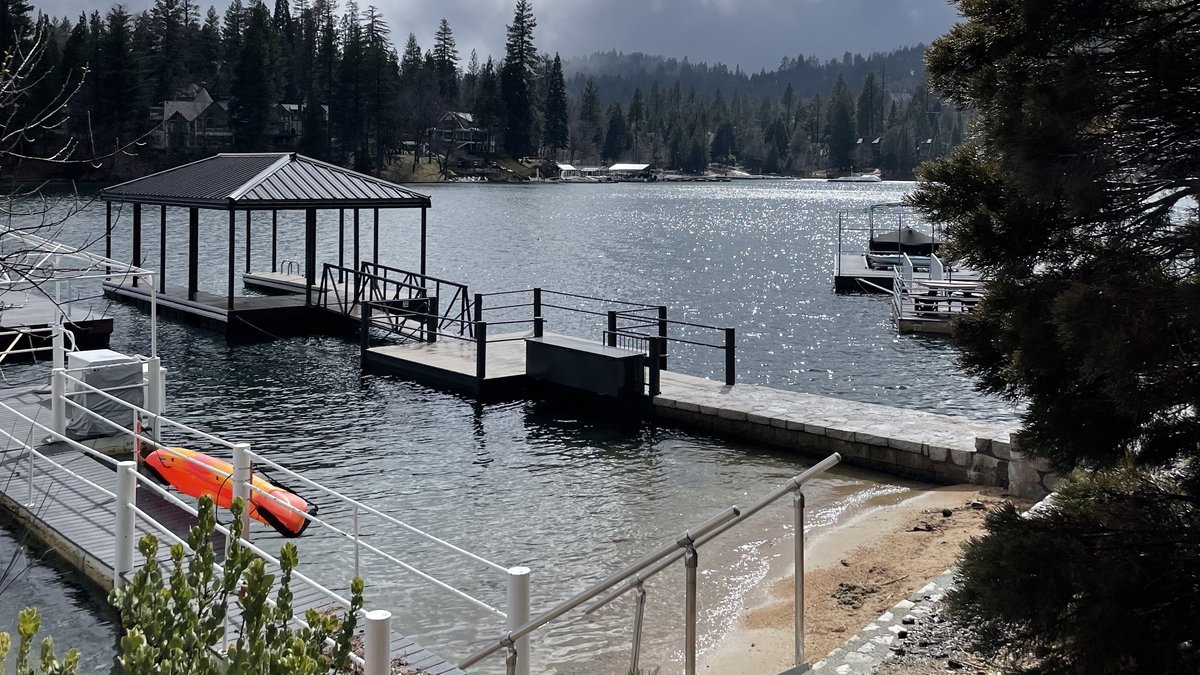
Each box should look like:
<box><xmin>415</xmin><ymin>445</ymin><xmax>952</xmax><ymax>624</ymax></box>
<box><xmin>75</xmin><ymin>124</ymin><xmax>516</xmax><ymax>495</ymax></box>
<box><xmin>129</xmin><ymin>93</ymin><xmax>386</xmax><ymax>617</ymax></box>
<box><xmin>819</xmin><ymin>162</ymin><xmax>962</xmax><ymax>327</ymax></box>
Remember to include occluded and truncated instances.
<box><xmin>901</xmin><ymin>616</ymin><xmax>917</xmax><ymax>625</ymax></box>
<box><xmin>970</xmin><ymin>500</ymin><xmax>985</xmax><ymax>510</ymax></box>
<box><xmin>890</xmin><ymin>647</ymin><xmax>906</xmax><ymax>656</ymax></box>
<box><xmin>941</xmin><ymin>508</ymin><xmax>953</xmax><ymax>517</ymax></box>
<box><xmin>840</xmin><ymin>559</ymin><xmax>851</xmax><ymax>567</ymax></box>
<box><xmin>897</xmin><ymin>630</ymin><xmax>908</xmax><ymax>639</ymax></box>
<box><xmin>912</xmin><ymin>521</ymin><xmax>935</xmax><ymax>532</ymax></box>
<box><xmin>948</xmin><ymin>658</ymin><xmax>964</xmax><ymax>669</ymax></box>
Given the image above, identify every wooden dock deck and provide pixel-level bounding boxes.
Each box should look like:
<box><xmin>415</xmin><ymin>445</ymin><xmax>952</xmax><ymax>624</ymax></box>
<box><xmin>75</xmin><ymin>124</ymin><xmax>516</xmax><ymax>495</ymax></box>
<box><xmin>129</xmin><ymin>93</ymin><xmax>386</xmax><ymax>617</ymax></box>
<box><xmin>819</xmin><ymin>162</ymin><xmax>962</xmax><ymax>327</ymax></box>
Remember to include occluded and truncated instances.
<box><xmin>0</xmin><ymin>294</ymin><xmax>114</xmax><ymax>355</ymax></box>
<box><xmin>834</xmin><ymin>254</ymin><xmax>984</xmax><ymax>294</ymax></box>
<box><xmin>0</xmin><ymin>385</ymin><xmax>464</xmax><ymax>675</ymax></box>
<box><xmin>364</xmin><ymin>330</ymin><xmax>533</xmax><ymax>396</ymax></box>
<box><xmin>102</xmin><ymin>277</ymin><xmax>355</xmax><ymax>340</ymax></box>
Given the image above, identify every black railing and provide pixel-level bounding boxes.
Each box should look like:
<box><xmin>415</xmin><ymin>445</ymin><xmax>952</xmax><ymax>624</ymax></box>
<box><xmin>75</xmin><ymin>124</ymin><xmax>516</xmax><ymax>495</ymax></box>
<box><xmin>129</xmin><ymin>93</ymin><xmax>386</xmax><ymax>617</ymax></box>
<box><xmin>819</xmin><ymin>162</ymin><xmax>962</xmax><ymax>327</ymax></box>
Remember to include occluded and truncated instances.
<box><xmin>360</xmin><ymin>261</ymin><xmax>473</xmax><ymax>335</ymax></box>
<box><xmin>602</xmin><ymin>329</ymin><xmax>663</xmax><ymax>396</ymax></box>
<box><xmin>475</xmin><ymin>287</ymin><xmax>736</xmax><ymax>387</ymax></box>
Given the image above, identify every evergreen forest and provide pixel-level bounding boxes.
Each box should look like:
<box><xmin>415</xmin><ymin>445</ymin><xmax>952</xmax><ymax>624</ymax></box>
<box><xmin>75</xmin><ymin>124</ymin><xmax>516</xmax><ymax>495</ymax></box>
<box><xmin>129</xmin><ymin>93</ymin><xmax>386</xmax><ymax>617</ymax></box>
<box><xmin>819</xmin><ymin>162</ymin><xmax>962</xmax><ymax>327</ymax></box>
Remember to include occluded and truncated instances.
<box><xmin>1</xmin><ymin>0</ymin><xmax>966</xmax><ymax>179</ymax></box>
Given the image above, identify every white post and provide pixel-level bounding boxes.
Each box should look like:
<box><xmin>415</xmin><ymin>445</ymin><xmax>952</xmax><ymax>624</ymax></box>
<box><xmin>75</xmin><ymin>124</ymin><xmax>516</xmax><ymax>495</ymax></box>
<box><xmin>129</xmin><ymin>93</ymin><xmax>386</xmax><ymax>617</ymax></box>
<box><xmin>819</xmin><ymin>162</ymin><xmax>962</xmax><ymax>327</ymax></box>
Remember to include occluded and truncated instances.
<box><xmin>232</xmin><ymin>443</ymin><xmax>252</xmax><ymax>541</ymax></box>
<box><xmin>148</xmin><ymin>274</ymin><xmax>158</xmax><ymax>360</ymax></box>
<box><xmin>507</xmin><ymin>566</ymin><xmax>531</xmax><ymax>675</ymax></box>
<box><xmin>353</xmin><ymin>505</ymin><xmax>361</xmax><ymax>580</ymax></box>
<box><xmin>683</xmin><ymin>546</ymin><xmax>698</xmax><ymax>675</ymax></box>
<box><xmin>51</xmin><ymin>323</ymin><xmax>64</xmax><ymax>371</ymax></box>
<box><xmin>51</xmin><ymin>368</ymin><xmax>66</xmax><ymax>437</ymax></box>
<box><xmin>146</xmin><ymin>357</ymin><xmax>162</xmax><ymax>442</ymax></box>
<box><xmin>363</xmin><ymin>609</ymin><xmax>392</xmax><ymax>675</ymax></box>
<box><xmin>794</xmin><ymin>490</ymin><xmax>807</xmax><ymax>670</ymax></box>
<box><xmin>114</xmin><ymin>460</ymin><xmax>137</xmax><ymax>588</ymax></box>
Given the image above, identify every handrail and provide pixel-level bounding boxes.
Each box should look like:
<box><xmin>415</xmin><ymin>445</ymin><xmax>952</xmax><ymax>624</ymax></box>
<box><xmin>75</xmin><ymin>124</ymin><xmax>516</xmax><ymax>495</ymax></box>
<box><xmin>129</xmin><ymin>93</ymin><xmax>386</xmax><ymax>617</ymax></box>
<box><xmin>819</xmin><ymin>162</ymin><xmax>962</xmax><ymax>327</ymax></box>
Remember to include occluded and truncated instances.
<box><xmin>459</xmin><ymin>452</ymin><xmax>841</xmax><ymax>673</ymax></box>
<box><xmin>39</xmin><ymin>370</ymin><xmax>518</xmax><ymax>642</ymax></box>
<box><xmin>242</xmin><ymin>450</ymin><xmax>509</xmax><ymax>575</ymax></box>
<box><xmin>459</xmin><ymin>505</ymin><xmax>741</xmax><ymax>670</ymax></box>
<box><xmin>2</xmin><ymin>414</ymin><xmax>365</xmax><ymax>667</ymax></box>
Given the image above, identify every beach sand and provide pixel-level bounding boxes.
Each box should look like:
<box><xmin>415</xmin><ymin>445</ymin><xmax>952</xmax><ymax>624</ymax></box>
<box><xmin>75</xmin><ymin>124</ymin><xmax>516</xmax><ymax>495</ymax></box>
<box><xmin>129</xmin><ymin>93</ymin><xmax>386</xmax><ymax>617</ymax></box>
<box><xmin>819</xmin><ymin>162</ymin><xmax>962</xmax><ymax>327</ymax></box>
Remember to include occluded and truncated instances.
<box><xmin>700</xmin><ymin>485</ymin><xmax>1011</xmax><ymax>675</ymax></box>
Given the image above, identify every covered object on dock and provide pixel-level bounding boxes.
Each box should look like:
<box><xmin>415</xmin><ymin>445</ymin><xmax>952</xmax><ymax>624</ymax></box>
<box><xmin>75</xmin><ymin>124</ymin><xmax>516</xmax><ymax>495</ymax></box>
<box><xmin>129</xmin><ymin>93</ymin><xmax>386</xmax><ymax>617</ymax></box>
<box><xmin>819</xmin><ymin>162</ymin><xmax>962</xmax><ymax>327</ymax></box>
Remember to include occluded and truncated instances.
<box><xmin>98</xmin><ymin>152</ymin><xmax>432</xmax><ymax>338</ymax></box>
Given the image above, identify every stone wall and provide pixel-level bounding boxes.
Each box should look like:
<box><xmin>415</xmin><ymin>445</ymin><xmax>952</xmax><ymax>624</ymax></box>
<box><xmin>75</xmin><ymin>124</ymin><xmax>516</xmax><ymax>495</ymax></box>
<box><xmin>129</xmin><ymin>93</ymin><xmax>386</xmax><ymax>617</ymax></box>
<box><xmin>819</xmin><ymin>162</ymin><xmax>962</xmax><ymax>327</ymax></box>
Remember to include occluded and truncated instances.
<box><xmin>655</xmin><ymin>403</ymin><xmax>1053</xmax><ymax>499</ymax></box>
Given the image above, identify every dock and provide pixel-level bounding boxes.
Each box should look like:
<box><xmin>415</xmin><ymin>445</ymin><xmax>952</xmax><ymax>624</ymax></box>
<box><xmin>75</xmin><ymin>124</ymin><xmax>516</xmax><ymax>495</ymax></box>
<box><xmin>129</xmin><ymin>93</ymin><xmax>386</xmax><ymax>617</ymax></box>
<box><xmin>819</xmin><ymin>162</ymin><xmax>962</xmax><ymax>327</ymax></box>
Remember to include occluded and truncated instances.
<box><xmin>0</xmin><ymin>374</ymin><xmax>472</xmax><ymax>674</ymax></box>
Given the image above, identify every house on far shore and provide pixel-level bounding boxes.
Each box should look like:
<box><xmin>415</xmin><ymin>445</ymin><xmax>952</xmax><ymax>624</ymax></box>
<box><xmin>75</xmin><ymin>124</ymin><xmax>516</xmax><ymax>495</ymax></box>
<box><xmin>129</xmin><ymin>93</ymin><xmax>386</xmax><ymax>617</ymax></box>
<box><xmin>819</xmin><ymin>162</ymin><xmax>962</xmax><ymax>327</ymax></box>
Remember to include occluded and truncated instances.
<box><xmin>432</xmin><ymin>111</ymin><xmax>495</xmax><ymax>155</ymax></box>
<box><xmin>150</xmin><ymin>84</ymin><xmax>231</xmax><ymax>151</ymax></box>
<box><xmin>608</xmin><ymin>163</ymin><xmax>659</xmax><ymax>181</ymax></box>
<box><xmin>150</xmin><ymin>84</ymin><xmax>327</xmax><ymax>152</ymax></box>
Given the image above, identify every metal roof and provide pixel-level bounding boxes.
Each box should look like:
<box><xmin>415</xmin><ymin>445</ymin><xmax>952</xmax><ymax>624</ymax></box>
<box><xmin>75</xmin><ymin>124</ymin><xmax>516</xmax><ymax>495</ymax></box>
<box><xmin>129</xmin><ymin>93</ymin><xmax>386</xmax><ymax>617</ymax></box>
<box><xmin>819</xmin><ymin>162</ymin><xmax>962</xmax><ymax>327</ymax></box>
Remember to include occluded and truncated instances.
<box><xmin>101</xmin><ymin>153</ymin><xmax>431</xmax><ymax>210</ymax></box>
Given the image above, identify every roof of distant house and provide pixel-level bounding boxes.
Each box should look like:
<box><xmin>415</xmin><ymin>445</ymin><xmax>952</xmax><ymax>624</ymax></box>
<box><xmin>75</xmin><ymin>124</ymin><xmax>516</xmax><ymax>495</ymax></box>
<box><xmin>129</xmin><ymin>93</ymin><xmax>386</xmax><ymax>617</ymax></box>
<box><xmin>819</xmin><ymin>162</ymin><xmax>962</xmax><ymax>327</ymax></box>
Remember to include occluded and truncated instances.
<box><xmin>609</xmin><ymin>163</ymin><xmax>653</xmax><ymax>172</ymax></box>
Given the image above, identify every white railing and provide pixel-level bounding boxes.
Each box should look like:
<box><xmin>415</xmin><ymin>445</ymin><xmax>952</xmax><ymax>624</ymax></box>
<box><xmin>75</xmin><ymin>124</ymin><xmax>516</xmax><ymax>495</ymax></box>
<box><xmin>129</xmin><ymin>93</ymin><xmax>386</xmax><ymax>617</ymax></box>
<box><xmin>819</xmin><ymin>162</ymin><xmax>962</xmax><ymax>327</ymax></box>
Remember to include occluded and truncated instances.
<box><xmin>0</xmin><ymin>420</ymin><xmax>371</xmax><ymax>668</ymax></box>
<box><xmin>10</xmin><ymin>366</ymin><xmax>526</xmax><ymax>671</ymax></box>
<box><xmin>459</xmin><ymin>453</ymin><xmax>842</xmax><ymax>675</ymax></box>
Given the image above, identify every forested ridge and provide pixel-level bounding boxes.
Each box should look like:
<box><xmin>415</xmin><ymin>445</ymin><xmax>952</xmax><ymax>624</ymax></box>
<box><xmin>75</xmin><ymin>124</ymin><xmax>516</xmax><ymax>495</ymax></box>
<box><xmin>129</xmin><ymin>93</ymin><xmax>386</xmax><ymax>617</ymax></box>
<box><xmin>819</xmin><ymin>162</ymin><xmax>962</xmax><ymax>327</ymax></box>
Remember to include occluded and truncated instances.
<box><xmin>1</xmin><ymin>0</ymin><xmax>965</xmax><ymax>179</ymax></box>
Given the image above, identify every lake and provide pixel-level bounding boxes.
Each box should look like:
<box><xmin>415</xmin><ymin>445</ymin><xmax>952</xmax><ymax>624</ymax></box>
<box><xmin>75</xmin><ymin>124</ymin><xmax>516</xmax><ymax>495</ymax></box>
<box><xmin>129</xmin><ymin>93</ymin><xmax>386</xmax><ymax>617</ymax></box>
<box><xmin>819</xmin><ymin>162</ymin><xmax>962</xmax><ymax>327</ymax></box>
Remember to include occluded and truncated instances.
<box><xmin>1</xmin><ymin>179</ymin><xmax>1019</xmax><ymax>672</ymax></box>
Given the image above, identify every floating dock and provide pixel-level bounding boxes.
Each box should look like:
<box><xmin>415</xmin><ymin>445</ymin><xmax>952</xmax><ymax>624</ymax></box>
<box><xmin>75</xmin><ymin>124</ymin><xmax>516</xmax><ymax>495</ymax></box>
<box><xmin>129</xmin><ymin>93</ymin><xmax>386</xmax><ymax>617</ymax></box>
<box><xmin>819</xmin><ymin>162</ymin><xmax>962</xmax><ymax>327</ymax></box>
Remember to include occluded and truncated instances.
<box><xmin>0</xmin><ymin>381</ymin><xmax>466</xmax><ymax>674</ymax></box>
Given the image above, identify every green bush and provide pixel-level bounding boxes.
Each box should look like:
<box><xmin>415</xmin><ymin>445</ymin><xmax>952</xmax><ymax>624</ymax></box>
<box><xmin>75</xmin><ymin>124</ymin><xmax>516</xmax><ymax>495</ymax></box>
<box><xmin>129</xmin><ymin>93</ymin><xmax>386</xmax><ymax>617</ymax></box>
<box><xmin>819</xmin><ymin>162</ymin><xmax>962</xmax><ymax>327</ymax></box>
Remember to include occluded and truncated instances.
<box><xmin>0</xmin><ymin>607</ymin><xmax>80</xmax><ymax>675</ymax></box>
<box><xmin>110</xmin><ymin>496</ymin><xmax>363</xmax><ymax>674</ymax></box>
<box><xmin>948</xmin><ymin>468</ymin><xmax>1200</xmax><ymax>674</ymax></box>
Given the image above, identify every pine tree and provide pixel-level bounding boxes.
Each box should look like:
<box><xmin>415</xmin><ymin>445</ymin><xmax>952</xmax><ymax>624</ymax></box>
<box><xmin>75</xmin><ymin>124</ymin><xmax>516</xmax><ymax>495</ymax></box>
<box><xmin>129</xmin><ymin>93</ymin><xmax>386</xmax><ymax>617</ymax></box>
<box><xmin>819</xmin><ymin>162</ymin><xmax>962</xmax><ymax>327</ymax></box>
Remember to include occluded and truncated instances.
<box><xmin>431</xmin><ymin>17</ymin><xmax>457</xmax><ymax>101</ymax></box>
<box><xmin>0</xmin><ymin>0</ymin><xmax>34</xmax><ymax>58</ymax></box>
<box><xmin>601</xmin><ymin>101</ymin><xmax>625</xmax><ymax>161</ymax></box>
<box><xmin>825</xmin><ymin>73</ymin><xmax>855</xmax><ymax>170</ymax></box>
<box><xmin>229</xmin><ymin>2</ymin><xmax>278</xmax><ymax>150</ymax></box>
<box><xmin>98</xmin><ymin>5</ymin><xmax>145</xmax><ymax>154</ymax></box>
<box><xmin>150</xmin><ymin>0</ymin><xmax>186</xmax><ymax>103</ymax></box>
<box><xmin>541</xmin><ymin>53</ymin><xmax>567</xmax><ymax>156</ymax></box>
<box><xmin>500</xmin><ymin>0</ymin><xmax>537</xmax><ymax>157</ymax></box>
<box><xmin>909</xmin><ymin>1</ymin><xmax>1200</xmax><ymax>670</ymax></box>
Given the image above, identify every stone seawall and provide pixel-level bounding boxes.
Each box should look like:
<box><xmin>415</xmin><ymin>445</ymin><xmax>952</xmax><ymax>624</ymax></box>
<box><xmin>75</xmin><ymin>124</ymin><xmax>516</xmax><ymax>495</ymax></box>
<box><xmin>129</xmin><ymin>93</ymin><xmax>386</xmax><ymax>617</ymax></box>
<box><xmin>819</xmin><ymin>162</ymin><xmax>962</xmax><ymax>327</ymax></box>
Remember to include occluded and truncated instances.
<box><xmin>654</xmin><ymin>372</ymin><xmax>1057</xmax><ymax>498</ymax></box>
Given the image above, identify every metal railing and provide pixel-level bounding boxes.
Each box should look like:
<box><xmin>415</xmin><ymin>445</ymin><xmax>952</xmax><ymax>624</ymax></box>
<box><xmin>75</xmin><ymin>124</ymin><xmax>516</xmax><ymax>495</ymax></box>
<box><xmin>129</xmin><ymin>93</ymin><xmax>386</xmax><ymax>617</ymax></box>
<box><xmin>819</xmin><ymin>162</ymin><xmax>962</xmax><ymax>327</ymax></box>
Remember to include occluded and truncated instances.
<box><xmin>473</xmin><ymin>288</ymin><xmax>737</xmax><ymax>387</ymax></box>
<box><xmin>459</xmin><ymin>452</ymin><xmax>842</xmax><ymax>675</ymax></box>
<box><xmin>5</xmin><ymin>364</ymin><xmax>530</xmax><ymax>673</ymax></box>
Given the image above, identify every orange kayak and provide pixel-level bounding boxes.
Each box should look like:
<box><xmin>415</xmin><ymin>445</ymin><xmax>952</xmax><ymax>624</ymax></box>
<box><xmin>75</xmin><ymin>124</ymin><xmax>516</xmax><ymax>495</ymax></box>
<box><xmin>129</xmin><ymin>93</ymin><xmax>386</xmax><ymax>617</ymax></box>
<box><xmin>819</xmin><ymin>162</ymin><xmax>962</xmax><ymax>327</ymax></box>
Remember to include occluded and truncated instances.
<box><xmin>143</xmin><ymin>447</ymin><xmax>316</xmax><ymax>538</ymax></box>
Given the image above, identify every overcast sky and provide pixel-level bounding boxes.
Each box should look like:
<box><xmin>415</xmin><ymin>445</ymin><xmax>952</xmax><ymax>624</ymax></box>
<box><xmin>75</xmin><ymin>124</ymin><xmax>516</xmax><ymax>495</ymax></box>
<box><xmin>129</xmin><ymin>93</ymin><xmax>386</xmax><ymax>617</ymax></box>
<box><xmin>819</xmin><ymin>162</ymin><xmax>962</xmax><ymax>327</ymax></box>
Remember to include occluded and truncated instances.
<box><xmin>40</xmin><ymin>0</ymin><xmax>961</xmax><ymax>71</ymax></box>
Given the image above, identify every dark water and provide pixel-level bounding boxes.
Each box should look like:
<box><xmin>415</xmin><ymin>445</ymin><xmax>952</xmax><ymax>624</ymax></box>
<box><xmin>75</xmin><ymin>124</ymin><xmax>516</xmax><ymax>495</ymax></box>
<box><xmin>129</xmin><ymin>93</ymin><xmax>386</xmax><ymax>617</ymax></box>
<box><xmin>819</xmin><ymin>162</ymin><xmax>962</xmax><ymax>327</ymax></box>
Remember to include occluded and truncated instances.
<box><xmin>3</xmin><ymin>180</ymin><xmax>1018</xmax><ymax>672</ymax></box>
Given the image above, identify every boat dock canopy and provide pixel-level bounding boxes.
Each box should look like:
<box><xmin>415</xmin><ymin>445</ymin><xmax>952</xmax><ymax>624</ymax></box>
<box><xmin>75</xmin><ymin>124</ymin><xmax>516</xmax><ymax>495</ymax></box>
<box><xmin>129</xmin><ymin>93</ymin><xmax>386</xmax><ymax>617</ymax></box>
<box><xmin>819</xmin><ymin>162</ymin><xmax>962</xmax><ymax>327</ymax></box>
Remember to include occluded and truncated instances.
<box><xmin>100</xmin><ymin>152</ymin><xmax>431</xmax><ymax>210</ymax></box>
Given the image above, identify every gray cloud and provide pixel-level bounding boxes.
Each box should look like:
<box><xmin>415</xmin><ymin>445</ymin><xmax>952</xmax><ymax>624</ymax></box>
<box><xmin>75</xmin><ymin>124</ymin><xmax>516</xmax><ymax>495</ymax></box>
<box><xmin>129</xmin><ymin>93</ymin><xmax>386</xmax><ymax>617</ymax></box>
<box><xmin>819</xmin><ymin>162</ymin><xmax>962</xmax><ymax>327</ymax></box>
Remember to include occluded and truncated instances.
<box><xmin>38</xmin><ymin>0</ymin><xmax>959</xmax><ymax>71</ymax></box>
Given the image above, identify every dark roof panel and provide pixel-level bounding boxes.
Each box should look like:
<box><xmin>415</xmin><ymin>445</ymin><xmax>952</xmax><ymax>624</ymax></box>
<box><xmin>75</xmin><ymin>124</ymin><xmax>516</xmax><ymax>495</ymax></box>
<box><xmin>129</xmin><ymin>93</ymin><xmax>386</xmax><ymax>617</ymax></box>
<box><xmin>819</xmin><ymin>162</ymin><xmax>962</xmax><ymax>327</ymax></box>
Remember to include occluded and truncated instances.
<box><xmin>100</xmin><ymin>153</ymin><xmax>431</xmax><ymax>209</ymax></box>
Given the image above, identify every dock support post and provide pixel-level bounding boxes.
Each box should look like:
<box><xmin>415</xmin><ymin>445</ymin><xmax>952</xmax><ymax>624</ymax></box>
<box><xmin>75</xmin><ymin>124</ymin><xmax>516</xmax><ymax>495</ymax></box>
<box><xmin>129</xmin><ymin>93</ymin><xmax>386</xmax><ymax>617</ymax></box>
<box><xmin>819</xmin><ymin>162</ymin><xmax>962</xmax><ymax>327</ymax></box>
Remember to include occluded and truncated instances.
<box><xmin>473</xmin><ymin>293</ymin><xmax>483</xmax><ymax>322</ymax></box>
<box><xmin>532</xmin><ymin>287</ymin><xmax>541</xmax><ymax>319</ymax></box>
<box><xmin>363</xmin><ymin>610</ymin><xmax>391</xmax><ymax>675</ymax></box>
<box><xmin>360</xmin><ymin>299</ymin><xmax>372</xmax><ymax>352</ymax></box>
<box><xmin>105</xmin><ymin>201</ymin><xmax>112</xmax><ymax>277</ymax></box>
<box><xmin>794</xmin><ymin>490</ymin><xmax>807</xmax><ymax>669</ymax></box>
<box><xmin>114</xmin><ymin>460</ymin><xmax>137</xmax><ymax>589</ymax></box>
<box><xmin>51</xmin><ymin>368</ymin><xmax>65</xmax><ymax>437</ymax></box>
<box><xmin>607</xmin><ymin>311</ymin><xmax>618</xmax><ymax>347</ymax></box>
<box><xmin>131</xmin><ymin>204</ymin><xmax>141</xmax><ymax>288</ymax></box>
<box><xmin>188</xmin><ymin>207</ymin><xmax>199</xmax><ymax>301</ymax></box>
<box><xmin>647</xmin><ymin>337</ymin><xmax>660</xmax><ymax>396</ymax></box>
<box><xmin>244</xmin><ymin>211</ymin><xmax>252</xmax><ymax>274</ymax></box>
<box><xmin>305</xmin><ymin>209</ymin><xmax>317</xmax><ymax>307</ymax></box>
<box><xmin>420</xmin><ymin>207</ymin><xmax>427</xmax><ymax>277</ymax></box>
<box><xmin>146</xmin><ymin>357</ymin><xmax>162</xmax><ymax>442</ymax></box>
<box><xmin>227</xmin><ymin>210</ymin><xmax>236</xmax><ymax>310</ymax></box>
<box><xmin>338</xmin><ymin>209</ymin><xmax>345</xmax><ymax>282</ymax></box>
<box><xmin>533</xmin><ymin>316</ymin><xmax>544</xmax><ymax>338</ymax></box>
<box><xmin>271</xmin><ymin>210</ymin><xmax>278</xmax><ymax>273</ymax></box>
<box><xmin>372</xmin><ymin>208</ymin><xmax>379</xmax><ymax>267</ymax></box>
<box><xmin>476</xmin><ymin>321</ymin><xmax>488</xmax><ymax>381</ymax></box>
<box><xmin>724</xmin><ymin>327</ymin><xmax>736</xmax><ymax>386</ymax></box>
<box><xmin>426</xmin><ymin>296</ymin><xmax>439</xmax><ymax>343</ymax></box>
<box><xmin>657</xmin><ymin>305</ymin><xmax>668</xmax><ymax>370</ymax></box>
<box><xmin>353</xmin><ymin>209</ymin><xmax>361</xmax><ymax>299</ymax></box>
<box><xmin>159</xmin><ymin>205</ymin><xmax>167</xmax><ymax>294</ymax></box>
<box><xmin>232</xmin><ymin>443</ymin><xmax>252</xmax><ymax>543</ymax></box>
<box><xmin>683</xmin><ymin>543</ymin><xmax>699</xmax><ymax>675</ymax></box>
<box><xmin>507</xmin><ymin>566</ymin><xmax>531</xmax><ymax>675</ymax></box>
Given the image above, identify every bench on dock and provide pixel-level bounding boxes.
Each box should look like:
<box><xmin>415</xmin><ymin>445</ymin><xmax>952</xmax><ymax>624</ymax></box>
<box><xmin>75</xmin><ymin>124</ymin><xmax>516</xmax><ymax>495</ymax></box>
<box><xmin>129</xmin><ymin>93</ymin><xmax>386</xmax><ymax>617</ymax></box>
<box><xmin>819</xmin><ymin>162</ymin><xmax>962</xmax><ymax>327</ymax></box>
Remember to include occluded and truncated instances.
<box><xmin>525</xmin><ymin>335</ymin><xmax>645</xmax><ymax>398</ymax></box>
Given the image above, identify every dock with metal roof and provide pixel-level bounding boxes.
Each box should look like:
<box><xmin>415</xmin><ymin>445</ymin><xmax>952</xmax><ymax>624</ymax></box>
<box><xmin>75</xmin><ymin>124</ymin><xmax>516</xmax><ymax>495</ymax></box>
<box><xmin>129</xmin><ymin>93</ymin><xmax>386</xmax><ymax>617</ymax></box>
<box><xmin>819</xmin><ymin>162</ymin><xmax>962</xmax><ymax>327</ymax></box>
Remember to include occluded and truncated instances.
<box><xmin>99</xmin><ymin>153</ymin><xmax>431</xmax><ymax>341</ymax></box>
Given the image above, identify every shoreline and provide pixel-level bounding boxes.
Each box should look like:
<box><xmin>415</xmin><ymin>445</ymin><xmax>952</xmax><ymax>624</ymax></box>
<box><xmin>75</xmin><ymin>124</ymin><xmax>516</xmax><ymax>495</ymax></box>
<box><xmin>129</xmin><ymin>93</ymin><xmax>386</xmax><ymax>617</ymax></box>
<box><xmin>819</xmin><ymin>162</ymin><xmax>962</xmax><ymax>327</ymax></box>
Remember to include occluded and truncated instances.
<box><xmin>701</xmin><ymin>484</ymin><xmax>1011</xmax><ymax>675</ymax></box>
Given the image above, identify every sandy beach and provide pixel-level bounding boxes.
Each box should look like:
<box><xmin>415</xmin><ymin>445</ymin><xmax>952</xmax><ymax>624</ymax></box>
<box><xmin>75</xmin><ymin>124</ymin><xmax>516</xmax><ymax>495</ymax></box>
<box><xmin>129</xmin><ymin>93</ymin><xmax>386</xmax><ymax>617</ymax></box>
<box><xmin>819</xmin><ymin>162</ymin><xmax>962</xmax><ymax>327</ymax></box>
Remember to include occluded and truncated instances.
<box><xmin>701</xmin><ymin>485</ymin><xmax>1012</xmax><ymax>674</ymax></box>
